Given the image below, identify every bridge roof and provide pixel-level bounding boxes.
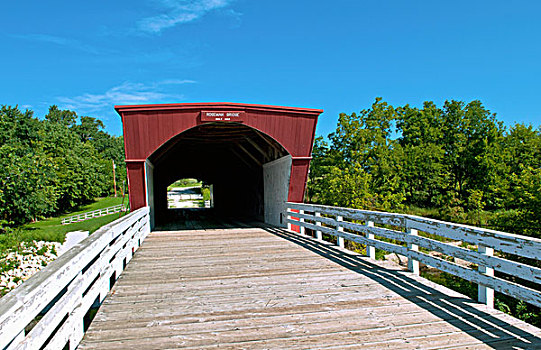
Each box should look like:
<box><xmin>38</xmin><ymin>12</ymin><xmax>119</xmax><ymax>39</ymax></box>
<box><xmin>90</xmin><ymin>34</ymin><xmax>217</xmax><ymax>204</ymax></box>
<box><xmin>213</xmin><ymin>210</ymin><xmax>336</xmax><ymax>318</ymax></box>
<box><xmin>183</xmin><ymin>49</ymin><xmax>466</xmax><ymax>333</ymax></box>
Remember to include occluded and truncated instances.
<box><xmin>115</xmin><ymin>102</ymin><xmax>323</xmax><ymax>116</ymax></box>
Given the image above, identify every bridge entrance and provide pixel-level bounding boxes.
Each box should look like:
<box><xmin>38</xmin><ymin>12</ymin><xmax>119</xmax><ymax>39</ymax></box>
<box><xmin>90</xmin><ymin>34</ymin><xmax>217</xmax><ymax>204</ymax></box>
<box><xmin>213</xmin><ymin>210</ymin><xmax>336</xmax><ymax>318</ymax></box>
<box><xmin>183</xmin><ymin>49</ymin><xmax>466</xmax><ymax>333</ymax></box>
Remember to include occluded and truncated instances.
<box><xmin>116</xmin><ymin>103</ymin><xmax>322</xmax><ymax>229</ymax></box>
<box><xmin>149</xmin><ymin>122</ymin><xmax>291</xmax><ymax>228</ymax></box>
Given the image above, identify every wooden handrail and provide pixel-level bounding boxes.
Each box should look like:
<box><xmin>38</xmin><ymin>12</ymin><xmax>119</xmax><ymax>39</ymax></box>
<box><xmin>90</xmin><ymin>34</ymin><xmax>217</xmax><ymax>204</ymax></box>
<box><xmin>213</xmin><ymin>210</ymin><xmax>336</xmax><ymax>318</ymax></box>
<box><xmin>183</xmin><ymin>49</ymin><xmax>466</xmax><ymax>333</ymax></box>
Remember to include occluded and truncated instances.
<box><xmin>0</xmin><ymin>207</ymin><xmax>150</xmax><ymax>350</ymax></box>
<box><xmin>286</xmin><ymin>202</ymin><xmax>541</xmax><ymax>309</ymax></box>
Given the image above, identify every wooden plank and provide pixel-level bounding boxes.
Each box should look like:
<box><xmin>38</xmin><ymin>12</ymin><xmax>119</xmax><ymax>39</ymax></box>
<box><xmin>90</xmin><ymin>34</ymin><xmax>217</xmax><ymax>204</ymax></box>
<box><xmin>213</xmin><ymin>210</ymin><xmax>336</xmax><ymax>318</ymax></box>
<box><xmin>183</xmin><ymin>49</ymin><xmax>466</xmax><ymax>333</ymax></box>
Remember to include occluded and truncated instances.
<box><xmin>79</xmin><ymin>317</ymin><xmax>538</xmax><ymax>350</ymax></box>
<box><xmin>81</xmin><ymin>309</ymin><xmax>494</xmax><ymax>344</ymax></box>
<box><xmin>236</xmin><ymin>143</ymin><xmax>262</xmax><ymax>166</ymax></box>
<box><xmin>288</xmin><ymin>202</ymin><xmax>405</xmax><ymax>226</ymax></box>
<box><xmin>291</xmin><ymin>210</ymin><xmax>408</xmax><ymax>243</ymax></box>
<box><xmin>79</xmin><ymin>227</ymin><xmax>541</xmax><ymax>349</ymax></box>
<box><xmin>408</xmin><ymin>234</ymin><xmax>541</xmax><ymax>286</ymax></box>
<box><xmin>409</xmin><ymin>250</ymin><xmax>541</xmax><ymax>308</ymax></box>
<box><xmin>406</xmin><ymin>216</ymin><xmax>541</xmax><ymax>260</ymax></box>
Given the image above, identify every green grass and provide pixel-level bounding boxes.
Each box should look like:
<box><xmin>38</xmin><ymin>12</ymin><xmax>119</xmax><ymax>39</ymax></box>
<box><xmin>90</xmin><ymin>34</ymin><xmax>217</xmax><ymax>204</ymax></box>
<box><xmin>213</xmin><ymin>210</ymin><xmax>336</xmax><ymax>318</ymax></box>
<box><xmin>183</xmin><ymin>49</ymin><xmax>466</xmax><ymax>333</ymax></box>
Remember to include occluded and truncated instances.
<box><xmin>167</xmin><ymin>178</ymin><xmax>202</xmax><ymax>191</ymax></box>
<box><xmin>0</xmin><ymin>197</ymin><xmax>128</xmax><ymax>256</ymax></box>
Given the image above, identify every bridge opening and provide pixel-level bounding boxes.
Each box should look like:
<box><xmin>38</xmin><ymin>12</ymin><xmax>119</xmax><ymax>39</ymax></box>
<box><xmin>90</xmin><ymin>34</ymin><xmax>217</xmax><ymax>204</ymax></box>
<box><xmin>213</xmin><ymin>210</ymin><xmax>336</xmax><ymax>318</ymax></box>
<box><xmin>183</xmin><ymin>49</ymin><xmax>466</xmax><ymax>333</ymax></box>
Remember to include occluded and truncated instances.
<box><xmin>166</xmin><ymin>178</ymin><xmax>213</xmax><ymax>210</ymax></box>
<box><xmin>146</xmin><ymin>122</ymin><xmax>291</xmax><ymax>229</ymax></box>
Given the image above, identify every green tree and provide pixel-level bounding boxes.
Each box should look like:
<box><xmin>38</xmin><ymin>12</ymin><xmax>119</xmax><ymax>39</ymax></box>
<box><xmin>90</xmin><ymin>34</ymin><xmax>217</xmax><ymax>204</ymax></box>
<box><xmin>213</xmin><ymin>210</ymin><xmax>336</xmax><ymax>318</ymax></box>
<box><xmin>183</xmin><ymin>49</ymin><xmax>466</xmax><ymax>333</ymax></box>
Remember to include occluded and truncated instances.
<box><xmin>440</xmin><ymin>100</ymin><xmax>505</xmax><ymax>208</ymax></box>
<box><xmin>396</xmin><ymin>102</ymin><xmax>446</xmax><ymax>207</ymax></box>
<box><xmin>312</xmin><ymin>98</ymin><xmax>405</xmax><ymax>210</ymax></box>
<box><xmin>0</xmin><ymin>105</ymin><xmax>125</xmax><ymax>228</ymax></box>
<box><xmin>0</xmin><ymin>107</ymin><xmax>57</xmax><ymax>225</ymax></box>
<box><xmin>45</xmin><ymin>105</ymin><xmax>77</xmax><ymax>127</ymax></box>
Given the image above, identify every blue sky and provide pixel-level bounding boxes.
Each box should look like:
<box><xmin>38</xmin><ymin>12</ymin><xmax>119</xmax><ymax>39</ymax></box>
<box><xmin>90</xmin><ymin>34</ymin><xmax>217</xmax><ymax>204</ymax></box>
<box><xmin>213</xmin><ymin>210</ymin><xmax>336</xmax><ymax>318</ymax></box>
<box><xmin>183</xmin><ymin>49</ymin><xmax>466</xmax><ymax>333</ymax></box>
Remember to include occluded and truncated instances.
<box><xmin>2</xmin><ymin>0</ymin><xmax>540</xmax><ymax>137</ymax></box>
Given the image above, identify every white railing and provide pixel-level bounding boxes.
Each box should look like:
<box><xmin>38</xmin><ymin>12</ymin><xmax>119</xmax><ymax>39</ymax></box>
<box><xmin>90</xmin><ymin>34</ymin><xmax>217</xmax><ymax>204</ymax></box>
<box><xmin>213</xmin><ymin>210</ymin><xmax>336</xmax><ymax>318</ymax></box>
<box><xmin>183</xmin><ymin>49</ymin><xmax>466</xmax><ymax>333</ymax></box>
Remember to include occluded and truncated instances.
<box><xmin>61</xmin><ymin>204</ymin><xmax>127</xmax><ymax>225</ymax></box>
<box><xmin>0</xmin><ymin>206</ymin><xmax>150</xmax><ymax>350</ymax></box>
<box><xmin>286</xmin><ymin>202</ymin><xmax>541</xmax><ymax>309</ymax></box>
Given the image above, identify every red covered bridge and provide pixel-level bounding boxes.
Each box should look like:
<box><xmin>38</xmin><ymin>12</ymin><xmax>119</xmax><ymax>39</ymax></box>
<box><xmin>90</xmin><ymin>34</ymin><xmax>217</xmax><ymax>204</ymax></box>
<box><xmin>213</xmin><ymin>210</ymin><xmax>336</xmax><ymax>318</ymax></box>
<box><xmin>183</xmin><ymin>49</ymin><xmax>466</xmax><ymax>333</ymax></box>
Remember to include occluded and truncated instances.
<box><xmin>116</xmin><ymin>102</ymin><xmax>322</xmax><ymax>228</ymax></box>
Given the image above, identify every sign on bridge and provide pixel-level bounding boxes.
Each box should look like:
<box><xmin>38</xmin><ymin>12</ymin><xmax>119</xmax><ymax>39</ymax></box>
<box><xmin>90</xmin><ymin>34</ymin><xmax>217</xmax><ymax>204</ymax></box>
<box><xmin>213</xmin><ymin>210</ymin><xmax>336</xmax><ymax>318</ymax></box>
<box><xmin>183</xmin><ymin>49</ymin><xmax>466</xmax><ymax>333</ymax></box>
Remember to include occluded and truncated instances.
<box><xmin>201</xmin><ymin>110</ymin><xmax>245</xmax><ymax>122</ymax></box>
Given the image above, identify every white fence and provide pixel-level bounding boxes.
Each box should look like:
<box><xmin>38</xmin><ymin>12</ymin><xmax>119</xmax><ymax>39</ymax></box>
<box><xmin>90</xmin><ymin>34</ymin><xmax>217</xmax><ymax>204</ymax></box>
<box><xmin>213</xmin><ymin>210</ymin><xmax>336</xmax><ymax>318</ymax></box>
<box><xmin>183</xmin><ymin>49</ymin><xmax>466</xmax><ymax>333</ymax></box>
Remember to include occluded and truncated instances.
<box><xmin>61</xmin><ymin>204</ymin><xmax>127</xmax><ymax>225</ymax></box>
<box><xmin>287</xmin><ymin>202</ymin><xmax>541</xmax><ymax>309</ymax></box>
<box><xmin>0</xmin><ymin>207</ymin><xmax>150</xmax><ymax>350</ymax></box>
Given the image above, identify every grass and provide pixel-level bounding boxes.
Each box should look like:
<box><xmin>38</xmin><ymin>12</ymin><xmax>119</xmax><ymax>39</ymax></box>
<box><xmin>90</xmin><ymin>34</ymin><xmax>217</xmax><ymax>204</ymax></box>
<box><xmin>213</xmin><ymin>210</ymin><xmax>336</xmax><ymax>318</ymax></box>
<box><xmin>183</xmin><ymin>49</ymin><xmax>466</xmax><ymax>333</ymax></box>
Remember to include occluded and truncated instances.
<box><xmin>167</xmin><ymin>178</ymin><xmax>202</xmax><ymax>191</ymax></box>
<box><xmin>0</xmin><ymin>196</ymin><xmax>128</xmax><ymax>256</ymax></box>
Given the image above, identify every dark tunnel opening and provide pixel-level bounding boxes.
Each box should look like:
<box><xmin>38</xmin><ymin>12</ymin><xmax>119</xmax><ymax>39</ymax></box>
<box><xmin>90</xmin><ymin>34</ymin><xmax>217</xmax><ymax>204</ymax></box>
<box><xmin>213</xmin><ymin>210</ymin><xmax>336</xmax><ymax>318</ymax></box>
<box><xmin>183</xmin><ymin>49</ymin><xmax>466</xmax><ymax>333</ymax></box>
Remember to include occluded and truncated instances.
<box><xmin>147</xmin><ymin>123</ymin><xmax>290</xmax><ymax>229</ymax></box>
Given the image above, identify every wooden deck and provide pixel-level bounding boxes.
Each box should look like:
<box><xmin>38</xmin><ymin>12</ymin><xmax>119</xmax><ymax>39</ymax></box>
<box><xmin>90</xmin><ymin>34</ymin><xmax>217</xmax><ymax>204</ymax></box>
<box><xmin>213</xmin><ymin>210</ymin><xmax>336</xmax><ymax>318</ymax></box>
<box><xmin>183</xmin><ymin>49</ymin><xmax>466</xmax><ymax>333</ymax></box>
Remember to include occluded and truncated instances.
<box><xmin>79</xmin><ymin>226</ymin><xmax>541</xmax><ymax>349</ymax></box>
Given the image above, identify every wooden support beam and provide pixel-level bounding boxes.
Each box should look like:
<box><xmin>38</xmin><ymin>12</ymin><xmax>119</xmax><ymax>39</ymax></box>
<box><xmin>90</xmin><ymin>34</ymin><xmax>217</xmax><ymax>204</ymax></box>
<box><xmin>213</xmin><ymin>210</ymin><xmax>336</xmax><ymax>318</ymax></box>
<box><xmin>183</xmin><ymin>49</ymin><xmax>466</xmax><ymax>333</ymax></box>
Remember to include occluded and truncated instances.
<box><xmin>254</xmin><ymin>130</ymin><xmax>284</xmax><ymax>158</ymax></box>
<box><xmin>230</xmin><ymin>148</ymin><xmax>256</xmax><ymax>170</ymax></box>
<box><xmin>366</xmin><ymin>221</ymin><xmax>376</xmax><ymax>259</ymax></box>
<box><xmin>245</xmin><ymin>137</ymin><xmax>270</xmax><ymax>162</ymax></box>
<box><xmin>478</xmin><ymin>245</ymin><xmax>494</xmax><ymax>308</ymax></box>
<box><xmin>237</xmin><ymin>143</ymin><xmax>262</xmax><ymax>166</ymax></box>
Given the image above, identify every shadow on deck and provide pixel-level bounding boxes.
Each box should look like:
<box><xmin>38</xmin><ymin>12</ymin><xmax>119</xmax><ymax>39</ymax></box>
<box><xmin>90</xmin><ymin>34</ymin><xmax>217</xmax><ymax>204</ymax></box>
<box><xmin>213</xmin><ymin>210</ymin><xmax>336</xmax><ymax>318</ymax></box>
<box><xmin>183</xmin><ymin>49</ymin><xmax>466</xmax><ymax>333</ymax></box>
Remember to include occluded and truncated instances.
<box><xmin>264</xmin><ymin>226</ymin><xmax>541</xmax><ymax>349</ymax></box>
<box><xmin>79</xmin><ymin>225</ymin><xmax>541</xmax><ymax>349</ymax></box>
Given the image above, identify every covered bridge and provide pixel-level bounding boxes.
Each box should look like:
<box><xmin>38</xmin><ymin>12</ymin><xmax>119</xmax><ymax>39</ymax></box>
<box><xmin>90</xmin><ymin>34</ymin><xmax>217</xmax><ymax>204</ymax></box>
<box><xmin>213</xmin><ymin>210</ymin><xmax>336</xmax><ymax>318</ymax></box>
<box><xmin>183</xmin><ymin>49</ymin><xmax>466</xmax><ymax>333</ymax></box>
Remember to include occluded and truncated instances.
<box><xmin>115</xmin><ymin>102</ymin><xmax>322</xmax><ymax>228</ymax></box>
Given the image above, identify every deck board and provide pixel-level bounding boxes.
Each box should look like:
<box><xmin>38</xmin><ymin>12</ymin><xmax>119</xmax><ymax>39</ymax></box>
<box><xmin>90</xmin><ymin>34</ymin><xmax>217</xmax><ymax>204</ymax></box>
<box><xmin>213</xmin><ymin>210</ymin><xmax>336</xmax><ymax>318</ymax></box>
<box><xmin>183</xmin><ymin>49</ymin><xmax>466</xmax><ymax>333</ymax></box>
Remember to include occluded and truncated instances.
<box><xmin>79</xmin><ymin>227</ymin><xmax>541</xmax><ymax>349</ymax></box>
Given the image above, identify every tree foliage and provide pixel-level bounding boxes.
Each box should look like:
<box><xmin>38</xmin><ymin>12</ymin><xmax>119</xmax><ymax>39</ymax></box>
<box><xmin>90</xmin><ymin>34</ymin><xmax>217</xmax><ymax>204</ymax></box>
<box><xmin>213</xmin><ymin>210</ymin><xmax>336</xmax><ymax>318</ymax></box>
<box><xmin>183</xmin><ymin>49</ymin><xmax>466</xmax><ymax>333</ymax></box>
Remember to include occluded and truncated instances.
<box><xmin>0</xmin><ymin>105</ymin><xmax>125</xmax><ymax>228</ymax></box>
<box><xmin>308</xmin><ymin>98</ymin><xmax>541</xmax><ymax>238</ymax></box>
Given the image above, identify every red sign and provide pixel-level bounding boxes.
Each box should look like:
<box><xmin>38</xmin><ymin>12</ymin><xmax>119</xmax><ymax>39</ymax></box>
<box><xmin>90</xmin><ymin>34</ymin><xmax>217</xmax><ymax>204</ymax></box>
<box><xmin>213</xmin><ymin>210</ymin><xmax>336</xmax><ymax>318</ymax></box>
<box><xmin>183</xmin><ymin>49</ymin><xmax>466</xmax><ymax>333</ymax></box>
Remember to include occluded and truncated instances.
<box><xmin>201</xmin><ymin>110</ymin><xmax>245</xmax><ymax>122</ymax></box>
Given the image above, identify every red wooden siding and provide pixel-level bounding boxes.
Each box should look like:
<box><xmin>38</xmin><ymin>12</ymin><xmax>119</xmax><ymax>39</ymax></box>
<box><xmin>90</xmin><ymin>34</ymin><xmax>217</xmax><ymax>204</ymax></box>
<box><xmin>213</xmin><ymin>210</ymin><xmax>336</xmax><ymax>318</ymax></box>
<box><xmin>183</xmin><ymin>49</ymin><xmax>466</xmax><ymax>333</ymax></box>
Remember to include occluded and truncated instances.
<box><xmin>116</xmin><ymin>102</ymin><xmax>322</xmax><ymax>211</ymax></box>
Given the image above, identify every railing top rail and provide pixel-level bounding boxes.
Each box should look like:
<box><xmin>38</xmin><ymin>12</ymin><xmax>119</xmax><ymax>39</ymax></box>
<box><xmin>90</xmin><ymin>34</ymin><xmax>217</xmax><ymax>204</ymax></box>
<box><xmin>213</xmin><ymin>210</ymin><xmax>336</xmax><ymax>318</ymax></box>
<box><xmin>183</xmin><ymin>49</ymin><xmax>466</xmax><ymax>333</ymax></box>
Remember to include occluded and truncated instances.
<box><xmin>287</xmin><ymin>202</ymin><xmax>405</xmax><ymax>226</ymax></box>
<box><xmin>287</xmin><ymin>202</ymin><xmax>541</xmax><ymax>255</ymax></box>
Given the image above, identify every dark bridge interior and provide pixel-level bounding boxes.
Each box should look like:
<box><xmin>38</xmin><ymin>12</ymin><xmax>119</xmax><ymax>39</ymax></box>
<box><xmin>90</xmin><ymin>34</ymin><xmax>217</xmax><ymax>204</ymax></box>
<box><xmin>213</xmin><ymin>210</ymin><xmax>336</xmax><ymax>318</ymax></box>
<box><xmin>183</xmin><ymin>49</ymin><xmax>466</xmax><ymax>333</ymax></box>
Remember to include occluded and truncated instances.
<box><xmin>148</xmin><ymin>123</ymin><xmax>289</xmax><ymax>228</ymax></box>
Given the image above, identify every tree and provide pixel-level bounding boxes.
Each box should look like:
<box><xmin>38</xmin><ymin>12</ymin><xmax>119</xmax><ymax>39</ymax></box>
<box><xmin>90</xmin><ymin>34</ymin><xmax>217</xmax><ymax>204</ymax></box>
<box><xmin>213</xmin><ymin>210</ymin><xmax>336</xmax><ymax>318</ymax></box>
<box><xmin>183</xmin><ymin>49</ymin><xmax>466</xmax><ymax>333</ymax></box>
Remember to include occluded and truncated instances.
<box><xmin>440</xmin><ymin>100</ymin><xmax>505</xmax><ymax>208</ymax></box>
<box><xmin>396</xmin><ymin>102</ymin><xmax>446</xmax><ymax>207</ymax></box>
<box><xmin>45</xmin><ymin>105</ymin><xmax>77</xmax><ymax>127</ymax></box>
<box><xmin>312</xmin><ymin>98</ymin><xmax>405</xmax><ymax>211</ymax></box>
<box><xmin>0</xmin><ymin>105</ymin><xmax>125</xmax><ymax>227</ymax></box>
<box><xmin>0</xmin><ymin>107</ymin><xmax>57</xmax><ymax>225</ymax></box>
<box><xmin>72</xmin><ymin>116</ymin><xmax>105</xmax><ymax>143</ymax></box>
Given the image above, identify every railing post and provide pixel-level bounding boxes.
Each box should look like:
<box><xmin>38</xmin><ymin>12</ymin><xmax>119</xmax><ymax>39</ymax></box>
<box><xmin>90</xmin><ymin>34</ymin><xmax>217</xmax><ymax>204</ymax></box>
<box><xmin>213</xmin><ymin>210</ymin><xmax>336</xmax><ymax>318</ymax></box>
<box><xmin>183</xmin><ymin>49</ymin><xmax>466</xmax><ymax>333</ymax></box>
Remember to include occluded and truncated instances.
<box><xmin>315</xmin><ymin>212</ymin><xmax>322</xmax><ymax>241</ymax></box>
<box><xmin>67</xmin><ymin>272</ymin><xmax>85</xmax><ymax>348</ymax></box>
<box><xmin>407</xmin><ymin>228</ymin><xmax>420</xmax><ymax>275</ymax></box>
<box><xmin>69</xmin><ymin>312</ymin><xmax>85</xmax><ymax>349</ymax></box>
<box><xmin>287</xmin><ymin>208</ymin><xmax>292</xmax><ymax>231</ymax></box>
<box><xmin>336</xmin><ymin>216</ymin><xmax>345</xmax><ymax>249</ymax></box>
<box><xmin>478</xmin><ymin>244</ymin><xmax>494</xmax><ymax>308</ymax></box>
<box><xmin>366</xmin><ymin>221</ymin><xmax>376</xmax><ymax>259</ymax></box>
<box><xmin>299</xmin><ymin>209</ymin><xmax>305</xmax><ymax>235</ymax></box>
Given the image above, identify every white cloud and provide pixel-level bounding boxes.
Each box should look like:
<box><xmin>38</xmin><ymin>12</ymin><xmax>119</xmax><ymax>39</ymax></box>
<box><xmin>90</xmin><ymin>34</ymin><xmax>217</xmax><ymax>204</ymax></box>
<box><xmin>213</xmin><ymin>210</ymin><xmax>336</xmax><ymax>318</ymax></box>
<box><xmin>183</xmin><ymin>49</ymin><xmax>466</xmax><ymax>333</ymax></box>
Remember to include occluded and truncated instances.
<box><xmin>138</xmin><ymin>0</ymin><xmax>235</xmax><ymax>33</ymax></box>
<box><xmin>57</xmin><ymin>80</ymin><xmax>195</xmax><ymax>113</ymax></box>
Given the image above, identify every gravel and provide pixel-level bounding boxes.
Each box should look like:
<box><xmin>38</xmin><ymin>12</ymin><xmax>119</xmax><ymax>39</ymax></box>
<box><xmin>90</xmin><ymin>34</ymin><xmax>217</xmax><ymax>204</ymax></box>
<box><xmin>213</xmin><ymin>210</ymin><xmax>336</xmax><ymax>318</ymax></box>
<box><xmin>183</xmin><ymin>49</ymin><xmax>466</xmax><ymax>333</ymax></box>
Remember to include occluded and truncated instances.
<box><xmin>0</xmin><ymin>241</ymin><xmax>61</xmax><ymax>295</ymax></box>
